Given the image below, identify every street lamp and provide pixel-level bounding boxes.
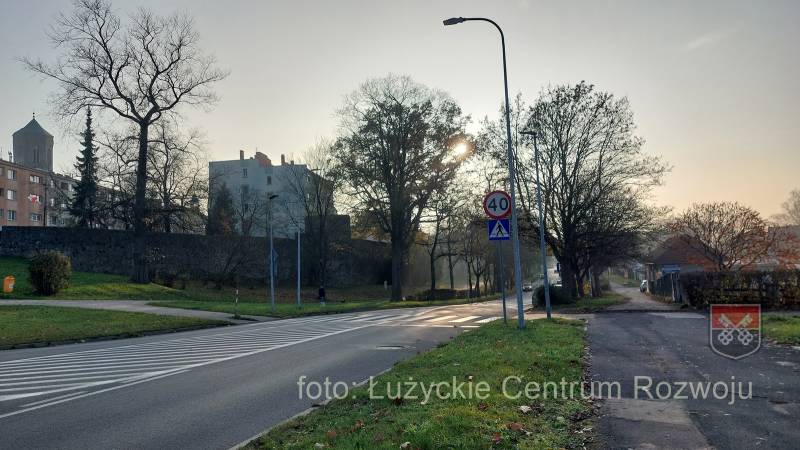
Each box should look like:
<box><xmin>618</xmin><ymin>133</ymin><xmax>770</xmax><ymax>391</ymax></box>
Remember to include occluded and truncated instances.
<box><xmin>521</xmin><ymin>128</ymin><xmax>552</xmax><ymax>319</ymax></box>
<box><xmin>268</xmin><ymin>193</ymin><xmax>278</xmax><ymax>313</ymax></box>
<box><xmin>443</xmin><ymin>16</ymin><xmax>526</xmax><ymax>329</ymax></box>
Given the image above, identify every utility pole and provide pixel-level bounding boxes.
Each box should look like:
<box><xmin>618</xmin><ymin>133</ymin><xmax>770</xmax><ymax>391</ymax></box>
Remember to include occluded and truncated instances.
<box><xmin>268</xmin><ymin>194</ymin><xmax>278</xmax><ymax>314</ymax></box>
<box><xmin>296</xmin><ymin>228</ymin><xmax>301</xmax><ymax>308</ymax></box>
<box><xmin>521</xmin><ymin>129</ymin><xmax>552</xmax><ymax>319</ymax></box>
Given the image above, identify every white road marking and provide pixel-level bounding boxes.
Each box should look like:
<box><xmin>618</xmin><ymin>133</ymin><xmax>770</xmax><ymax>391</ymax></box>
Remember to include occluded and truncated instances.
<box><xmin>425</xmin><ymin>315</ymin><xmax>457</xmax><ymax>322</ymax></box>
<box><xmin>476</xmin><ymin>317</ymin><xmax>501</xmax><ymax>324</ymax></box>
<box><xmin>450</xmin><ymin>316</ymin><xmax>480</xmax><ymax>323</ymax></box>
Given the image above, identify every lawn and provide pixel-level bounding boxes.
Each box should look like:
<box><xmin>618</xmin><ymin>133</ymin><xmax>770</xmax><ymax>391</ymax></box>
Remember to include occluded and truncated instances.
<box><xmin>763</xmin><ymin>314</ymin><xmax>800</xmax><ymax>345</ymax></box>
<box><xmin>0</xmin><ymin>256</ymin><xmax>188</xmax><ymax>300</ymax></box>
<box><xmin>150</xmin><ymin>294</ymin><xmax>498</xmax><ymax>319</ymax></box>
<box><xmin>246</xmin><ymin>318</ymin><xmax>593</xmax><ymax>449</ymax></box>
<box><xmin>529</xmin><ymin>292</ymin><xmax>626</xmax><ymax>314</ymax></box>
<box><xmin>0</xmin><ymin>305</ymin><xmax>227</xmax><ymax>348</ymax></box>
<box><xmin>1</xmin><ymin>256</ymin><xmax>497</xmax><ymax>317</ymax></box>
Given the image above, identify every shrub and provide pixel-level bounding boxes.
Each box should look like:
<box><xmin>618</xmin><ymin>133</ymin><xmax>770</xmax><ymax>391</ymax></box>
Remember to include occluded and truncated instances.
<box><xmin>681</xmin><ymin>270</ymin><xmax>800</xmax><ymax>309</ymax></box>
<box><xmin>28</xmin><ymin>252</ymin><xmax>72</xmax><ymax>295</ymax></box>
<box><xmin>534</xmin><ymin>284</ymin><xmax>574</xmax><ymax>306</ymax></box>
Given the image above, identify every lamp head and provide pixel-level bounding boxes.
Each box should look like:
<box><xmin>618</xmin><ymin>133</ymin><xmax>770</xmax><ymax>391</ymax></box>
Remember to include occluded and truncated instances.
<box><xmin>443</xmin><ymin>17</ymin><xmax>466</xmax><ymax>26</ymax></box>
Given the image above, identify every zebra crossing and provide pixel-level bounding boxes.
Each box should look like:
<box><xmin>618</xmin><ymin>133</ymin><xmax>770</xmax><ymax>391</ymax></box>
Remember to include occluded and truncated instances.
<box><xmin>0</xmin><ymin>308</ymin><xmax>503</xmax><ymax>419</ymax></box>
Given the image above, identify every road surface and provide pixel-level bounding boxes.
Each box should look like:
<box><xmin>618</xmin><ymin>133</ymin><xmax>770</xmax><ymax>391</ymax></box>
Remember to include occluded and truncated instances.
<box><xmin>589</xmin><ymin>311</ymin><xmax>800</xmax><ymax>449</ymax></box>
<box><xmin>0</xmin><ymin>300</ymin><xmax>517</xmax><ymax>450</ymax></box>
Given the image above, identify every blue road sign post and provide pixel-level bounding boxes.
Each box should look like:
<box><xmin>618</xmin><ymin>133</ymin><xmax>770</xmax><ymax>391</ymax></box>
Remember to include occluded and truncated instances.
<box><xmin>487</xmin><ymin>219</ymin><xmax>510</xmax><ymax>241</ymax></box>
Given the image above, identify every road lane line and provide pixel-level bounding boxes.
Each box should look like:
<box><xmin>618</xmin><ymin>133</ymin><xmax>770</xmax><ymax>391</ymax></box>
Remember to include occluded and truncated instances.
<box><xmin>450</xmin><ymin>316</ymin><xmax>480</xmax><ymax>323</ymax></box>
<box><xmin>476</xmin><ymin>317</ymin><xmax>501</xmax><ymax>323</ymax></box>
<box><xmin>425</xmin><ymin>315</ymin><xmax>457</xmax><ymax>322</ymax></box>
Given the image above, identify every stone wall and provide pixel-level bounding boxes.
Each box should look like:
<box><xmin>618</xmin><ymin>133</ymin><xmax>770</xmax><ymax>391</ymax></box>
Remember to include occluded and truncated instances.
<box><xmin>0</xmin><ymin>226</ymin><xmax>390</xmax><ymax>287</ymax></box>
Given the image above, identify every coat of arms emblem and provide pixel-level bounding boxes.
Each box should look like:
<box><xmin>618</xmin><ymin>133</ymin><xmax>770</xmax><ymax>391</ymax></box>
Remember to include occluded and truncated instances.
<box><xmin>710</xmin><ymin>304</ymin><xmax>761</xmax><ymax>360</ymax></box>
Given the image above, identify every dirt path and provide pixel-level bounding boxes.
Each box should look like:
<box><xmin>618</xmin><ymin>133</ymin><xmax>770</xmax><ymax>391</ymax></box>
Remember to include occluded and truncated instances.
<box><xmin>606</xmin><ymin>282</ymin><xmax>679</xmax><ymax>311</ymax></box>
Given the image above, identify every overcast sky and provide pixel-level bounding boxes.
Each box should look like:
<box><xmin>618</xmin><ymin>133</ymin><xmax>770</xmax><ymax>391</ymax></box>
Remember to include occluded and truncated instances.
<box><xmin>1</xmin><ymin>0</ymin><xmax>798</xmax><ymax>216</ymax></box>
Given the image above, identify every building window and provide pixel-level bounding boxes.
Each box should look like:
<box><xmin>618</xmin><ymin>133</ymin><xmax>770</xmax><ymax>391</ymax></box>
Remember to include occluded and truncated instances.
<box><xmin>7</xmin><ymin>169</ymin><xmax>16</xmax><ymax>180</ymax></box>
<box><xmin>267</xmin><ymin>176</ymin><xmax>272</xmax><ymax>185</ymax></box>
<box><xmin>30</xmin><ymin>213</ymin><xmax>42</xmax><ymax>222</ymax></box>
<box><xmin>7</xmin><ymin>210</ymin><xmax>16</xmax><ymax>221</ymax></box>
<box><xmin>0</xmin><ymin>188</ymin><xmax>3</xmax><ymax>197</ymax></box>
<box><xmin>7</xmin><ymin>189</ymin><xmax>16</xmax><ymax>201</ymax></box>
<box><xmin>242</xmin><ymin>168</ymin><xmax>248</xmax><ymax>178</ymax></box>
<box><xmin>49</xmin><ymin>198</ymin><xmax>55</xmax><ymax>207</ymax></box>
<box><xmin>60</xmin><ymin>181</ymin><xmax>68</xmax><ymax>190</ymax></box>
<box><xmin>0</xmin><ymin>209</ymin><xmax>3</xmax><ymax>220</ymax></box>
<box><xmin>29</xmin><ymin>175</ymin><xmax>40</xmax><ymax>183</ymax></box>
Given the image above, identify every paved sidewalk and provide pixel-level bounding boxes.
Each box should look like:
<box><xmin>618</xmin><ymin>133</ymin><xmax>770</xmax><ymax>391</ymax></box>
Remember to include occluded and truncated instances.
<box><xmin>606</xmin><ymin>282</ymin><xmax>680</xmax><ymax>311</ymax></box>
<box><xmin>0</xmin><ymin>300</ymin><xmax>274</xmax><ymax>324</ymax></box>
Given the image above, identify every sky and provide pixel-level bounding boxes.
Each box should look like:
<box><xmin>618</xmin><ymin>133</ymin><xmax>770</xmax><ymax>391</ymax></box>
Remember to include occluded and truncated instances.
<box><xmin>1</xmin><ymin>0</ymin><xmax>798</xmax><ymax>217</ymax></box>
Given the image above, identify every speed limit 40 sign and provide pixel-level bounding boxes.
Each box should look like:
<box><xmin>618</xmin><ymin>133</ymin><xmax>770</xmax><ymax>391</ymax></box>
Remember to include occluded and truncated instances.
<box><xmin>483</xmin><ymin>190</ymin><xmax>512</xmax><ymax>219</ymax></box>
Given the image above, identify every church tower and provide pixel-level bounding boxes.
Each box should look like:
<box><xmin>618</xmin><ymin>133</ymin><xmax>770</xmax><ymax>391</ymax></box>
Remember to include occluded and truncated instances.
<box><xmin>13</xmin><ymin>114</ymin><xmax>54</xmax><ymax>172</ymax></box>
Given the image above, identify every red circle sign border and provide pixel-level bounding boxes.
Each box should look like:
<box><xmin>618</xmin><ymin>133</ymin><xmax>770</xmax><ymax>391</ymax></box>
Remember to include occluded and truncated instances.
<box><xmin>483</xmin><ymin>190</ymin><xmax>512</xmax><ymax>219</ymax></box>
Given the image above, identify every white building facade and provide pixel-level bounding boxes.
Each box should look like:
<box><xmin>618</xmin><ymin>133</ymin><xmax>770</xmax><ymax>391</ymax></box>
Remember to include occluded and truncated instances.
<box><xmin>209</xmin><ymin>150</ymin><xmax>312</xmax><ymax>238</ymax></box>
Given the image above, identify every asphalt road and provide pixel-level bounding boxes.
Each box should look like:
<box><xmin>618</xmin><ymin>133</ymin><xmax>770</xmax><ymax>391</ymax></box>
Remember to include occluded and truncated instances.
<box><xmin>0</xmin><ymin>300</ymin><xmax>519</xmax><ymax>450</ymax></box>
<box><xmin>589</xmin><ymin>311</ymin><xmax>800</xmax><ymax>449</ymax></box>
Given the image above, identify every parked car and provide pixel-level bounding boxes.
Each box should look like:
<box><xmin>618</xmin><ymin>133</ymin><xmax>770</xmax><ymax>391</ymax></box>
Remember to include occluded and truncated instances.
<box><xmin>522</xmin><ymin>282</ymin><xmax>534</xmax><ymax>292</ymax></box>
<box><xmin>640</xmin><ymin>280</ymin><xmax>647</xmax><ymax>292</ymax></box>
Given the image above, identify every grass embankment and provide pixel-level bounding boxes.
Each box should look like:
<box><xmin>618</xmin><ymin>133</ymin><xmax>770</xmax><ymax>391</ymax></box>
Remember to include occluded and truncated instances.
<box><xmin>0</xmin><ymin>305</ymin><xmax>226</xmax><ymax>348</ymax></box>
<box><xmin>151</xmin><ymin>294</ymin><xmax>498</xmax><ymax>319</ymax></box>
<box><xmin>247</xmin><ymin>319</ymin><xmax>593</xmax><ymax>449</ymax></box>
<box><xmin>529</xmin><ymin>292</ymin><xmax>626</xmax><ymax>314</ymax></box>
<box><xmin>763</xmin><ymin>314</ymin><xmax>800</xmax><ymax>345</ymax></box>
<box><xmin>0</xmin><ymin>256</ymin><xmax>186</xmax><ymax>300</ymax></box>
<box><xmin>1</xmin><ymin>256</ymin><xmax>496</xmax><ymax>318</ymax></box>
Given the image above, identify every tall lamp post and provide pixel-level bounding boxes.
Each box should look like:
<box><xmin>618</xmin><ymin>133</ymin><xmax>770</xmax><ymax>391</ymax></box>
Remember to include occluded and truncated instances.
<box><xmin>521</xmin><ymin>129</ymin><xmax>552</xmax><ymax>319</ymax></box>
<box><xmin>268</xmin><ymin>194</ymin><xmax>278</xmax><ymax>313</ymax></box>
<box><xmin>443</xmin><ymin>16</ymin><xmax>526</xmax><ymax>329</ymax></box>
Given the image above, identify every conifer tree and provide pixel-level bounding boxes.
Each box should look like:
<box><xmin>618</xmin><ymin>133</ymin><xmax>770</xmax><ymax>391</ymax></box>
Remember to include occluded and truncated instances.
<box><xmin>70</xmin><ymin>107</ymin><xmax>99</xmax><ymax>227</ymax></box>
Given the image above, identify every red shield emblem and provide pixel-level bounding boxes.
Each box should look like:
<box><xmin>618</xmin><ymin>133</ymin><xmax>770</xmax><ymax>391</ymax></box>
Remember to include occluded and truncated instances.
<box><xmin>710</xmin><ymin>304</ymin><xmax>761</xmax><ymax>360</ymax></box>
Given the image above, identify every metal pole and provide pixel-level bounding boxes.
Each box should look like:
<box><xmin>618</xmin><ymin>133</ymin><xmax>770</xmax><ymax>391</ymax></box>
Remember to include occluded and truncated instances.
<box><xmin>296</xmin><ymin>229</ymin><xmax>301</xmax><ymax>308</ymax></box>
<box><xmin>269</xmin><ymin>204</ymin><xmax>275</xmax><ymax>314</ymax></box>
<box><xmin>533</xmin><ymin>133</ymin><xmax>552</xmax><ymax>319</ymax></box>
<box><xmin>498</xmin><ymin>240</ymin><xmax>507</xmax><ymax>324</ymax></box>
<box><xmin>443</xmin><ymin>17</ymin><xmax>524</xmax><ymax>327</ymax></box>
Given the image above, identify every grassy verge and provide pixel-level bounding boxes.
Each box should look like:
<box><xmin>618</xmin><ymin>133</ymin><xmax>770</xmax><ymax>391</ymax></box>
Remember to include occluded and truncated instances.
<box><xmin>763</xmin><ymin>314</ymin><xmax>800</xmax><ymax>345</ymax></box>
<box><xmin>0</xmin><ymin>305</ymin><xmax>227</xmax><ymax>348</ymax></box>
<box><xmin>0</xmin><ymin>256</ymin><xmax>188</xmax><ymax>300</ymax></box>
<box><xmin>529</xmin><ymin>293</ymin><xmax>626</xmax><ymax>314</ymax></box>
<box><xmin>150</xmin><ymin>294</ymin><xmax>498</xmax><ymax>319</ymax></box>
<box><xmin>1</xmin><ymin>256</ymin><xmax>494</xmax><ymax>318</ymax></box>
<box><xmin>246</xmin><ymin>319</ymin><xmax>593</xmax><ymax>449</ymax></box>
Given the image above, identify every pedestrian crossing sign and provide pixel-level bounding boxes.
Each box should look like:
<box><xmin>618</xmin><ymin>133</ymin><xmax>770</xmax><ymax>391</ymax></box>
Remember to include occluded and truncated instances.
<box><xmin>487</xmin><ymin>219</ymin><xmax>510</xmax><ymax>240</ymax></box>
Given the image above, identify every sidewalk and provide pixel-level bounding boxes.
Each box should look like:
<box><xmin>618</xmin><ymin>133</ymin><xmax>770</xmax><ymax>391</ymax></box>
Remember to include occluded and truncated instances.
<box><xmin>606</xmin><ymin>282</ymin><xmax>680</xmax><ymax>311</ymax></box>
<box><xmin>0</xmin><ymin>299</ymin><xmax>275</xmax><ymax>324</ymax></box>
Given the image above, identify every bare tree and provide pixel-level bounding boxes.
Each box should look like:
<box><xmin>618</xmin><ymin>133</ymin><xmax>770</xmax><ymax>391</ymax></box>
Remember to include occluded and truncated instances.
<box><xmin>480</xmin><ymin>85</ymin><xmax>669</xmax><ymax>298</ymax></box>
<box><xmin>279</xmin><ymin>139</ymin><xmax>340</xmax><ymax>287</ymax></box>
<box><xmin>772</xmin><ymin>189</ymin><xmax>800</xmax><ymax>226</ymax></box>
<box><xmin>147</xmin><ymin>120</ymin><xmax>208</xmax><ymax>234</ymax></box>
<box><xmin>334</xmin><ymin>75</ymin><xmax>469</xmax><ymax>300</ymax></box>
<box><xmin>670</xmin><ymin>202</ymin><xmax>776</xmax><ymax>271</ymax></box>
<box><xmin>24</xmin><ymin>0</ymin><xmax>227</xmax><ymax>281</ymax></box>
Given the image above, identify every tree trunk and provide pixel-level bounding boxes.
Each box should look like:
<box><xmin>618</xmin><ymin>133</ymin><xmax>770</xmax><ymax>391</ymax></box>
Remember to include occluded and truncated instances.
<box><xmin>132</xmin><ymin>122</ymin><xmax>150</xmax><ymax>283</ymax></box>
<box><xmin>390</xmin><ymin>238</ymin><xmax>403</xmax><ymax>301</ymax></box>
<box><xmin>447</xmin><ymin>247</ymin><xmax>455</xmax><ymax>291</ymax></box>
<box><xmin>560</xmin><ymin>263</ymin><xmax>577</xmax><ymax>299</ymax></box>
<box><xmin>591</xmin><ymin>270</ymin><xmax>603</xmax><ymax>297</ymax></box>
<box><xmin>428</xmin><ymin>252</ymin><xmax>436</xmax><ymax>299</ymax></box>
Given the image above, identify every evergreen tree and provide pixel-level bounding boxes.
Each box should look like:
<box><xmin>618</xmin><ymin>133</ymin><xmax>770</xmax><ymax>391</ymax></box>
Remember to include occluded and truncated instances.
<box><xmin>207</xmin><ymin>183</ymin><xmax>236</xmax><ymax>235</ymax></box>
<box><xmin>70</xmin><ymin>107</ymin><xmax>100</xmax><ymax>227</ymax></box>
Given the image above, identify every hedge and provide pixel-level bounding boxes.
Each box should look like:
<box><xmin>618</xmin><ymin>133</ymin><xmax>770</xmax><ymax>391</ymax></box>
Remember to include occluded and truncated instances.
<box><xmin>681</xmin><ymin>270</ymin><xmax>800</xmax><ymax>309</ymax></box>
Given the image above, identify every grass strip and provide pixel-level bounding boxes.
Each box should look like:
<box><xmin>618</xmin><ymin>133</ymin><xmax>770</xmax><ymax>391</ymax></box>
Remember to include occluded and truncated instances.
<box><xmin>0</xmin><ymin>305</ymin><xmax>226</xmax><ymax>347</ymax></box>
<box><xmin>763</xmin><ymin>314</ymin><xmax>800</xmax><ymax>345</ymax></box>
<box><xmin>246</xmin><ymin>318</ymin><xmax>593</xmax><ymax>449</ymax></box>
